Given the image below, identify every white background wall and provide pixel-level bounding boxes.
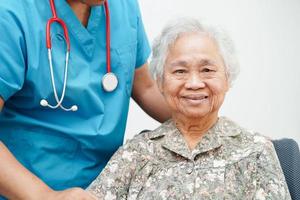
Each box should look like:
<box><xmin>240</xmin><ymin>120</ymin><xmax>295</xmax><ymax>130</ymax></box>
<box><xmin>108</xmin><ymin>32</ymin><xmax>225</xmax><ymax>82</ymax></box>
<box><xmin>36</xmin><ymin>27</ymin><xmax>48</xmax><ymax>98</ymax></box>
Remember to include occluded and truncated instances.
<box><xmin>125</xmin><ymin>0</ymin><xmax>300</xmax><ymax>144</ymax></box>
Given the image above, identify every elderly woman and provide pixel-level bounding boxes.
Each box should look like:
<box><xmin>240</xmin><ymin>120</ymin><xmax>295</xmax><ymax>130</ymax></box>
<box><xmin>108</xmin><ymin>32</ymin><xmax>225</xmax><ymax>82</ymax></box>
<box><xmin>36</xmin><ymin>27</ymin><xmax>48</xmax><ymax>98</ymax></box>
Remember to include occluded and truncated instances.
<box><xmin>87</xmin><ymin>18</ymin><xmax>291</xmax><ymax>199</ymax></box>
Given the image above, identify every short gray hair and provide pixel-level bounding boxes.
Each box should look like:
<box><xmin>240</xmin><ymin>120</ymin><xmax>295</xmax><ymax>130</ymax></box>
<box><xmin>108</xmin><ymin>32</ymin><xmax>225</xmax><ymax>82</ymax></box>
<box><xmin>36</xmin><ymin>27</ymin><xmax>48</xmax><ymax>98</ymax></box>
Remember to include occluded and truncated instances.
<box><xmin>149</xmin><ymin>18</ymin><xmax>240</xmax><ymax>86</ymax></box>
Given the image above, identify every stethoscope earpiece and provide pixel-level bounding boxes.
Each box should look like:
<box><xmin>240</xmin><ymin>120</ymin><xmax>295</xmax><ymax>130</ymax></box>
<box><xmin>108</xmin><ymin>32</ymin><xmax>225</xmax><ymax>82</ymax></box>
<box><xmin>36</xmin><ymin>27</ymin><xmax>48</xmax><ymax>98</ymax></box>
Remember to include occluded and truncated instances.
<box><xmin>40</xmin><ymin>99</ymin><xmax>78</xmax><ymax>112</ymax></box>
<box><xmin>71</xmin><ymin>105</ymin><xmax>78</xmax><ymax>112</ymax></box>
<box><xmin>40</xmin><ymin>99</ymin><xmax>49</xmax><ymax>107</ymax></box>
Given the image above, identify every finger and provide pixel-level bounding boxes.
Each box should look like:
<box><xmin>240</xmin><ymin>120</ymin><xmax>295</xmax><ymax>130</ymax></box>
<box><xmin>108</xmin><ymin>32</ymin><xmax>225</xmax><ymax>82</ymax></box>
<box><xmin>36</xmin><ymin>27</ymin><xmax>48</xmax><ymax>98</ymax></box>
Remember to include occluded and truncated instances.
<box><xmin>85</xmin><ymin>191</ymin><xmax>98</xmax><ymax>200</ymax></box>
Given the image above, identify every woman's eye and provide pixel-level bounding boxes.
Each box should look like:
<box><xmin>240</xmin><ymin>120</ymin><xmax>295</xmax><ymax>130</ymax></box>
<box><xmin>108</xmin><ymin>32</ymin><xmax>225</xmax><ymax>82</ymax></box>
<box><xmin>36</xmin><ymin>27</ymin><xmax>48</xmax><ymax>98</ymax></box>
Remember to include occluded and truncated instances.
<box><xmin>174</xmin><ymin>69</ymin><xmax>186</xmax><ymax>74</ymax></box>
<box><xmin>202</xmin><ymin>68</ymin><xmax>214</xmax><ymax>73</ymax></box>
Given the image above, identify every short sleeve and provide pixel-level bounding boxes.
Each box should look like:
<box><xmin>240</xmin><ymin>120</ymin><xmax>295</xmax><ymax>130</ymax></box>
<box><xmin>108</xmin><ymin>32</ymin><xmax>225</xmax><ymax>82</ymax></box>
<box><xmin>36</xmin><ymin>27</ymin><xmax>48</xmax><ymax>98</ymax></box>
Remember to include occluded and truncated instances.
<box><xmin>87</xmin><ymin>140</ymin><xmax>138</xmax><ymax>199</ymax></box>
<box><xmin>87</xmin><ymin>134</ymin><xmax>151</xmax><ymax>200</ymax></box>
<box><xmin>134</xmin><ymin>0</ymin><xmax>151</xmax><ymax>68</ymax></box>
<box><xmin>255</xmin><ymin>141</ymin><xmax>292</xmax><ymax>200</ymax></box>
<box><xmin>0</xmin><ymin>6</ymin><xmax>26</xmax><ymax>101</ymax></box>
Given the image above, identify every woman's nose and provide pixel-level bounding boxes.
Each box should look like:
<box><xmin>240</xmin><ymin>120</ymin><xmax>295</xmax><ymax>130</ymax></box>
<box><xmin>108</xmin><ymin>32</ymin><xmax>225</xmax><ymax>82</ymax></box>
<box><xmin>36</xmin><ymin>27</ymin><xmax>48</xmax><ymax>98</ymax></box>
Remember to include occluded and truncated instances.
<box><xmin>185</xmin><ymin>73</ymin><xmax>205</xmax><ymax>89</ymax></box>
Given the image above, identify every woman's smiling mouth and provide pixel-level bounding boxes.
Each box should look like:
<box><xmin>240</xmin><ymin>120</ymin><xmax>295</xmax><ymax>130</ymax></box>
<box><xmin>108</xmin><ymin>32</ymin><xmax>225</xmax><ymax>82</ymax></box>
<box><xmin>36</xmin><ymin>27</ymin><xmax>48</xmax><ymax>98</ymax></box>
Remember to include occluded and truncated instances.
<box><xmin>181</xmin><ymin>94</ymin><xmax>209</xmax><ymax>105</ymax></box>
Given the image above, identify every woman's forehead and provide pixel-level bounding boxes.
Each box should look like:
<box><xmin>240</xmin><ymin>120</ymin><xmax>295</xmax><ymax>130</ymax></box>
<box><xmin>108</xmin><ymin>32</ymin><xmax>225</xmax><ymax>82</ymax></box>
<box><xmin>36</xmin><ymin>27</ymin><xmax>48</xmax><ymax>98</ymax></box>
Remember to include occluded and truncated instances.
<box><xmin>172</xmin><ymin>32</ymin><xmax>217</xmax><ymax>50</ymax></box>
<box><xmin>166</xmin><ymin>33</ymin><xmax>222</xmax><ymax>63</ymax></box>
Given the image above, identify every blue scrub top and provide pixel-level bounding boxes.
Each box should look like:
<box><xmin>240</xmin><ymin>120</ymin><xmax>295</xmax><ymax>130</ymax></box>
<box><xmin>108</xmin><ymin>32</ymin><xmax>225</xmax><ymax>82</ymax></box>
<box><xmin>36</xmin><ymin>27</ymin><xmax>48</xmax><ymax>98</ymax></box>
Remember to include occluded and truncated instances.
<box><xmin>0</xmin><ymin>0</ymin><xmax>150</xmax><ymax>191</ymax></box>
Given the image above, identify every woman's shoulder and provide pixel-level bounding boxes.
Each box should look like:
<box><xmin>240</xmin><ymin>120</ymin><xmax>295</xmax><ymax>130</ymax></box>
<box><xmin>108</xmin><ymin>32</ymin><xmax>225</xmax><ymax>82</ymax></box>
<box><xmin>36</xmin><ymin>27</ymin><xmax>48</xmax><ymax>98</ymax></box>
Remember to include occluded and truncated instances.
<box><xmin>123</xmin><ymin>121</ymin><xmax>172</xmax><ymax>156</ymax></box>
<box><xmin>219</xmin><ymin>117</ymin><xmax>275</xmax><ymax>159</ymax></box>
<box><xmin>120</xmin><ymin>131</ymin><xmax>153</xmax><ymax>158</ymax></box>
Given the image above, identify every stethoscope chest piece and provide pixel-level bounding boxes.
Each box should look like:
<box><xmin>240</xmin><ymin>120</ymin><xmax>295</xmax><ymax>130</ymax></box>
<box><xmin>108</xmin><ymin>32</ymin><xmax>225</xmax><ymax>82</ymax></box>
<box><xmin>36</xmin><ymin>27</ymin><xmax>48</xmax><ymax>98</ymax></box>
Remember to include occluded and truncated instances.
<box><xmin>102</xmin><ymin>72</ymin><xmax>118</xmax><ymax>92</ymax></box>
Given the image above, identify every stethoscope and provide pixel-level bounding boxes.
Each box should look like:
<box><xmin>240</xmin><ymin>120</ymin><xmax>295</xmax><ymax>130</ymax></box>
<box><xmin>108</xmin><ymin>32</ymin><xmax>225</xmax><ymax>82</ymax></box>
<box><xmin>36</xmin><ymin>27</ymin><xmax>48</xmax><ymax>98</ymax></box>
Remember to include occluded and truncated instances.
<box><xmin>40</xmin><ymin>0</ymin><xmax>118</xmax><ymax>112</ymax></box>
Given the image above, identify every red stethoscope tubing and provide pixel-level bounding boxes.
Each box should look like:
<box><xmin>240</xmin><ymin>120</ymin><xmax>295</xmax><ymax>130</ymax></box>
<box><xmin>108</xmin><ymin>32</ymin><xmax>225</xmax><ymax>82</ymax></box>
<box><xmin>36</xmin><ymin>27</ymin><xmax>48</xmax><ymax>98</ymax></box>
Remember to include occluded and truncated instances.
<box><xmin>104</xmin><ymin>2</ymin><xmax>111</xmax><ymax>73</ymax></box>
<box><xmin>46</xmin><ymin>0</ymin><xmax>111</xmax><ymax>72</ymax></box>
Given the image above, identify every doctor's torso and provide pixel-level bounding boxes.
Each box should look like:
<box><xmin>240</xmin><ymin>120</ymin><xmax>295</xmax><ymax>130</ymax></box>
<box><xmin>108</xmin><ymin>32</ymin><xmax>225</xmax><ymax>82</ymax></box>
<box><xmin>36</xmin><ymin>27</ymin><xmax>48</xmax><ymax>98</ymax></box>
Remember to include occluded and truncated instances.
<box><xmin>0</xmin><ymin>0</ymin><xmax>150</xmax><ymax>190</ymax></box>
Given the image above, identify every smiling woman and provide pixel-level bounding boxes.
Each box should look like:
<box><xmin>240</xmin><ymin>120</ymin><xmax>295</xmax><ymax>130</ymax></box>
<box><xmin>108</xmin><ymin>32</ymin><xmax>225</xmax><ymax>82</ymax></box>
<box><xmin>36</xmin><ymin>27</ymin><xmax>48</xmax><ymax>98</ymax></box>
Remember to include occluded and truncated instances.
<box><xmin>158</xmin><ymin>32</ymin><xmax>230</xmax><ymax>149</ymax></box>
<box><xmin>161</xmin><ymin>32</ymin><xmax>228</xmax><ymax>125</ymax></box>
<box><xmin>87</xmin><ymin>18</ymin><xmax>292</xmax><ymax>199</ymax></box>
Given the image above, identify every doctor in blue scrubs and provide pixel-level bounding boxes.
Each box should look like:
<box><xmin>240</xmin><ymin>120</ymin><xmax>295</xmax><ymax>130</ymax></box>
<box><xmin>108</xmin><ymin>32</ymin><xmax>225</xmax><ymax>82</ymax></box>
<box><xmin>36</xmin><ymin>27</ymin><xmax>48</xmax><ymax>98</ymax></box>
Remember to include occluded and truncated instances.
<box><xmin>0</xmin><ymin>0</ymin><xmax>170</xmax><ymax>199</ymax></box>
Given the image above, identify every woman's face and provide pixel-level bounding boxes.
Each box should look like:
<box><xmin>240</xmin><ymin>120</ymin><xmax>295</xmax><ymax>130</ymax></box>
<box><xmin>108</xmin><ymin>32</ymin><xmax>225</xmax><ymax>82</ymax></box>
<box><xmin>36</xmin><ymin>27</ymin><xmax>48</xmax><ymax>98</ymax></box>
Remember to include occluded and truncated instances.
<box><xmin>159</xmin><ymin>32</ymin><xmax>229</xmax><ymax>119</ymax></box>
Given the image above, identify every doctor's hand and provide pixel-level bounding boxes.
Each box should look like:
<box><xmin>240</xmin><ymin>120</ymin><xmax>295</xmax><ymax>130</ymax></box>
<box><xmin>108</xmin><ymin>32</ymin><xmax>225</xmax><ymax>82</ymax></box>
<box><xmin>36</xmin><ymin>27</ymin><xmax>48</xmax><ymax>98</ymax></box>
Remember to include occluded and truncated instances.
<box><xmin>44</xmin><ymin>187</ymin><xmax>98</xmax><ymax>200</ymax></box>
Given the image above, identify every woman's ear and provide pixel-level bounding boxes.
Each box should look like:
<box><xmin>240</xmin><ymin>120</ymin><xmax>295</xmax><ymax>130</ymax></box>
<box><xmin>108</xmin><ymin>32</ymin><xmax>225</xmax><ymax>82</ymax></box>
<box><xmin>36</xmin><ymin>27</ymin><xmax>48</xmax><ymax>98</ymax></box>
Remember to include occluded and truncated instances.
<box><xmin>225</xmin><ymin>79</ymin><xmax>230</xmax><ymax>92</ymax></box>
<box><xmin>223</xmin><ymin>67</ymin><xmax>230</xmax><ymax>91</ymax></box>
<box><xmin>156</xmin><ymin>77</ymin><xmax>164</xmax><ymax>94</ymax></box>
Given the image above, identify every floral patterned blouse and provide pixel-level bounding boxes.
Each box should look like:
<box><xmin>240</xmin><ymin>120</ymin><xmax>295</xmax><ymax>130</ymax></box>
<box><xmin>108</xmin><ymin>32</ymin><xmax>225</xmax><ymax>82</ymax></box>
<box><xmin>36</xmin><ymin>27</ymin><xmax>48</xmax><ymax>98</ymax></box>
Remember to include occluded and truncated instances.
<box><xmin>87</xmin><ymin>117</ymin><xmax>291</xmax><ymax>200</ymax></box>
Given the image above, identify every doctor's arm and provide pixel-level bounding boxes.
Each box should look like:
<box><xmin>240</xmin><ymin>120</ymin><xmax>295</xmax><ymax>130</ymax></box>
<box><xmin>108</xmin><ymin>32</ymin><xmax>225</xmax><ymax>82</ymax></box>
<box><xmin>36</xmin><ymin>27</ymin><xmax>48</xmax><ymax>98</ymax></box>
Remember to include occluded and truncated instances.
<box><xmin>0</xmin><ymin>140</ymin><xmax>54</xmax><ymax>200</ymax></box>
<box><xmin>0</xmin><ymin>5</ymin><xmax>96</xmax><ymax>199</ymax></box>
<box><xmin>0</xmin><ymin>98</ymin><xmax>96</xmax><ymax>200</ymax></box>
<box><xmin>0</xmin><ymin>137</ymin><xmax>96</xmax><ymax>200</ymax></box>
<box><xmin>132</xmin><ymin>63</ymin><xmax>171</xmax><ymax>123</ymax></box>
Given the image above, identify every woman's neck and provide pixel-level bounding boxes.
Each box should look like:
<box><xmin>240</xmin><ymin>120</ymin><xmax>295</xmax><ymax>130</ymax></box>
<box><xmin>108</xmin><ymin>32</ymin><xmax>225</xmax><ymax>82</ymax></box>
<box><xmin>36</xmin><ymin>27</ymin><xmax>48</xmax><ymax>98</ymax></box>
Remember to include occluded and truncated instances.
<box><xmin>66</xmin><ymin>0</ymin><xmax>91</xmax><ymax>27</ymax></box>
<box><xmin>173</xmin><ymin>113</ymin><xmax>218</xmax><ymax>150</ymax></box>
